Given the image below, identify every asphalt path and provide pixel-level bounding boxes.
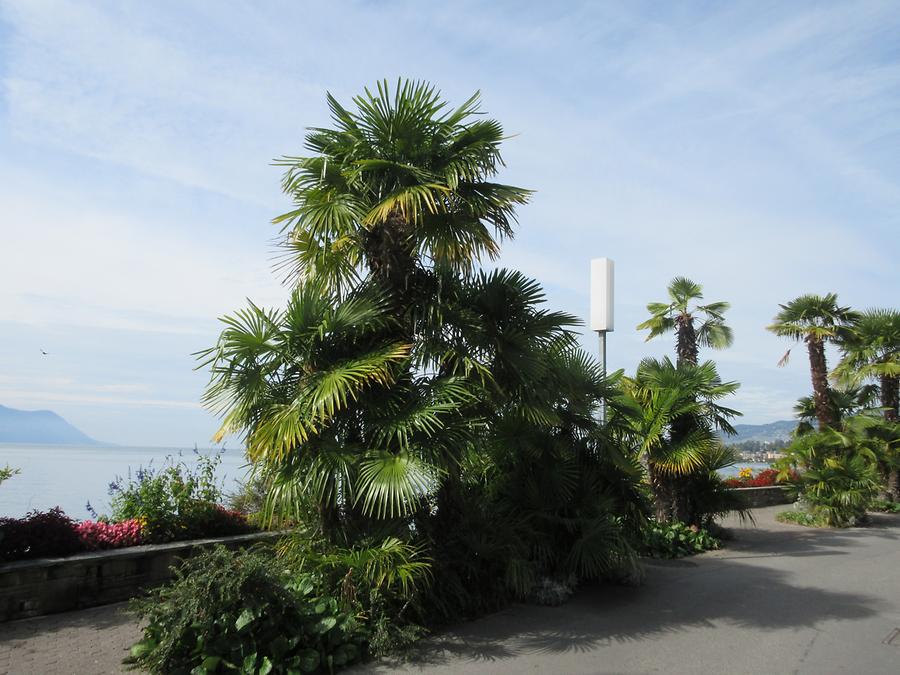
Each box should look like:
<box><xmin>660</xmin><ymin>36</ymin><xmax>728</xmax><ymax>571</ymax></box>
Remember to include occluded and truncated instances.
<box><xmin>358</xmin><ymin>506</ymin><xmax>900</xmax><ymax>675</ymax></box>
<box><xmin>3</xmin><ymin>506</ymin><xmax>898</xmax><ymax>674</ymax></box>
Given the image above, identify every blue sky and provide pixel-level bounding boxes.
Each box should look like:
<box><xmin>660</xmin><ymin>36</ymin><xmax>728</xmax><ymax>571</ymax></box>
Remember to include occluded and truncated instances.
<box><xmin>1</xmin><ymin>1</ymin><xmax>898</xmax><ymax>447</ymax></box>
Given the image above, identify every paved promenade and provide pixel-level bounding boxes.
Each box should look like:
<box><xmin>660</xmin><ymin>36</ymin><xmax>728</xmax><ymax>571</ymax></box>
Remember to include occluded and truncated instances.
<box><xmin>2</xmin><ymin>507</ymin><xmax>898</xmax><ymax>674</ymax></box>
<box><xmin>0</xmin><ymin>603</ymin><xmax>139</xmax><ymax>675</ymax></box>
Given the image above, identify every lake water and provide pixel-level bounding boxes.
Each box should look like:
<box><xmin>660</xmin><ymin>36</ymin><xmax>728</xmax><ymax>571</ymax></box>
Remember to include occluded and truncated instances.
<box><xmin>0</xmin><ymin>444</ymin><xmax>251</xmax><ymax>519</ymax></box>
<box><xmin>0</xmin><ymin>444</ymin><xmax>774</xmax><ymax>521</ymax></box>
<box><xmin>719</xmin><ymin>461</ymin><xmax>772</xmax><ymax>477</ymax></box>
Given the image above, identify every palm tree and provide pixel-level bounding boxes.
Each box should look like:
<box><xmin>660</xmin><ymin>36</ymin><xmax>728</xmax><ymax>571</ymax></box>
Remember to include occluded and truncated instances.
<box><xmin>624</xmin><ymin>357</ymin><xmax>740</xmax><ymax>523</ymax></box>
<box><xmin>776</xmin><ymin>412</ymin><xmax>894</xmax><ymax>524</ymax></box>
<box><xmin>833</xmin><ymin>308</ymin><xmax>900</xmax><ymax>498</ymax></box>
<box><xmin>200</xmin><ymin>82</ymin><xmax>648</xmax><ymax>602</ymax></box>
<box><xmin>767</xmin><ymin>293</ymin><xmax>858</xmax><ymax>430</ymax></box>
<box><xmin>793</xmin><ymin>384</ymin><xmax>881</xmax><ymax>435</ymax></box>
<box><xmin>273</xmin><ymin>79</ymin><xmax>531</xmax><ymax>308</ymax></box>
<box><xmin>636</xmin><ymin>277</ymin><xmax>733</xmax><ymax>366</ymax></box>
<box><xmin>833</xmin><ymin>309</ymin><xmax>900</xmax><ymax>422</ymax></box>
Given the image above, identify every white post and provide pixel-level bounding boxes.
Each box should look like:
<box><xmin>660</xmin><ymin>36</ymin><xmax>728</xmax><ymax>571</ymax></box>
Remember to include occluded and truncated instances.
<box><xmin>590</xmin><ymin>258</ymin><xmax>615</xmax><ymax>424</ymax></box>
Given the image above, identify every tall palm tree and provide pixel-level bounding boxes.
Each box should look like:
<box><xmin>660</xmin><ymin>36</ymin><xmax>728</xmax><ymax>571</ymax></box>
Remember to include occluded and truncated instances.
<box><xmin>767</xmin><ymin>294</ymin><xmax>858</xmax><ymax>430</ymax></box>
<box><xmin>624</xmin><ymin>357</ymin><xmax>740</xmax><ymax>523</ymax></box>
<box><xmin>793</xmin><ymin>385</ymin><xmax>880</xmax><ymax>436</ymax></box>
<box><xmin>636</xmin><ymin>277</ymin><xmax>733</xmax><ymax>366</ymax></box>
<box><xmin>833</xmin><ymin>308</ymin><xmax>900</xmax><ymax>498</ymax></box>
<box><xmin>833</xmin><ymin>309</ymin><xmax>900</xmax><ymax>422</ymax></box>
<box><xmin>273</xmin><ymin>79</ymin><xmax>531</xmax><ymax>308</ymax></box>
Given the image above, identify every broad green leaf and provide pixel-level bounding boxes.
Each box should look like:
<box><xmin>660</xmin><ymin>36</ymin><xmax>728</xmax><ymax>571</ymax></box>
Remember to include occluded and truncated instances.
<box><xmin>298</xmin><ymin>648</ymin><xmax>321</xmax><ymax>673</ymax></box>
<box><xmin>316</xmin><ymin>616</ymin><xmax>338</xmax><ymax>634</ymax></box>
<box><xmin>236</xmin><ymin>608</ymin><xmax>256</xmax><ymax>631</ymax></box>
<box><xmin>129</xmin><ymin>639</ymin><xmax>156</xmax><ymax>659</ymax></box>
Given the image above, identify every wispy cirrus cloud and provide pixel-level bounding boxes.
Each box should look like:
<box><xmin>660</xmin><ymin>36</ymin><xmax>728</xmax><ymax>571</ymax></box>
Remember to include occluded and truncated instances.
<box><xmin>1</xmin><ymin>0</ymin><xmax>898</xmax><ymax>444</ymax></box>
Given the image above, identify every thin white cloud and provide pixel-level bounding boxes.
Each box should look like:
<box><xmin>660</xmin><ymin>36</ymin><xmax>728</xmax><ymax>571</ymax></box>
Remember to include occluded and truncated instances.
<box><xmin>1</xmin><ymin>0</ymin><xmax>898</xmax><ymax>443</ymax></box>
<box><xmin>0</xmin><ymin>389</ymin><xmax>201</xmax><ymax>410</ymax></box>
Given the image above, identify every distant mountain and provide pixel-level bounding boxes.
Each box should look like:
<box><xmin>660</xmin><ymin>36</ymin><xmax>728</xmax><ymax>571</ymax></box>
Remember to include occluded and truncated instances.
<box><xmin>723</xmin><ymin>420</ymin><xmax>797</xmax><ymax>445</ymax></box>
<box><xmin>0</xmin><ymin>405</ymin><xmax>101</xmax><ymax>445</ymax></box>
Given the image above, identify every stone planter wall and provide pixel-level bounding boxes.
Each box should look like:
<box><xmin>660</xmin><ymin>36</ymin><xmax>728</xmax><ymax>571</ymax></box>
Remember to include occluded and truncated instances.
<box><xmin>732</xmin><ymin>485</ymin><xmax>794</xmax><ymax>508</ymax></box>
<box><xmin>0</xmin><ymin>531</ymin><xmax>280</xmax><ymax>623</ymax></box>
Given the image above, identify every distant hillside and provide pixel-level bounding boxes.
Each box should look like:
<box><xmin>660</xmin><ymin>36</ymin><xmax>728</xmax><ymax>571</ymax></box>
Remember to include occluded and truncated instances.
<box><xmin>723</xmin><ymin>420</ymin><xmax>797</xmax><ymax>445</ymax></box>
<box><xmin>0</xmin><ymin>405</ymin><xmax>100</xmax><ymax>445</ymax></box>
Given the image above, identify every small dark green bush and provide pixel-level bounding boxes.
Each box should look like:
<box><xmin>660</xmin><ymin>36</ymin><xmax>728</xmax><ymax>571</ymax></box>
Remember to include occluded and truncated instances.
<box><xmin>0</xmin><ymin>508</ymin><xmax>83</xmax><ymax>561</ymax></box>
<box><xmin>869</xmin><ymin>498</ymin><xmax>900</xmax><ymax>514</ymax></box>
<box><xmin>127</xmin><ymin>546</ymin><xmax>367</xmax><ymax>674</ymax></box>
<box><xmin>640</xmin><ymin>521</ymin><xmax>720</xmax><ymax>559</ymax></box>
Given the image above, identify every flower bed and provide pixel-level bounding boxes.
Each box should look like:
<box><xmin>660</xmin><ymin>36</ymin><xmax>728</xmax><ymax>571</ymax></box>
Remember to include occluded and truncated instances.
<box><xmin>0</xmin><ymin>450</ymin><xmax>256</xmax><ymax>563</ymax></box>
<box><xmin>724</xmin><ymin>467</ymin><xmax>797</xmax><ymax>489</ymax></box>
<box><xmin>0</xmin><ymin>505</ymin><xmax>253</xmax><ymax>563</ymax></box>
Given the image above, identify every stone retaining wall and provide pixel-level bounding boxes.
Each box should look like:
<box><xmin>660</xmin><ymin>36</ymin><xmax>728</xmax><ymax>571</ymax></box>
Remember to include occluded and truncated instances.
<box><xmin>0</xmin><ymin>531</ymin><xmax>280</xmax><ymax>623</ymax></box>
<box><xmin>732</xmin><ymin>485</ymin><xmax>794</xmax><ymax>508</ymax></box>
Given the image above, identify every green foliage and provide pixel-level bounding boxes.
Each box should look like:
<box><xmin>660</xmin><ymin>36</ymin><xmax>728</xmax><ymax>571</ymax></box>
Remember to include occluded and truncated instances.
<box><xmin>623</xmin><ymin>357</ymin><xmax>743</xmax><ymax>525</ymax></box>
<box><xmin>832</xmin><ymin>308</ymin><xmax>900</xmax><ymax>391</ymax></box>
<box><xmin>0</xmin><ymin>465</ymin><xmax>19</xmax><ymax>488</ymax></box>
<box><xmin>767</xmin><ymin>294</ymin><xmax>858</xmax><ymax>344</ymax></box>
<box><xmin>128</xmin><ymin>546</ymin><xmax>367</xmax><ymax>674</ymax></box>
<box><xmin>109</xmin><ymin>451</ymin><xmax>246</xmax><ymax>542</ymax></box>
<box><xmin>869</xmin><ymin>498</ymin><xmax>900</xmax><ymax>513</ymax></box>
<box><xmin>640</xmin><ymin>521</ymin><xmax>720</xmax><ymax>559</ymax></box>
<box><xmin>277</xmin><ymin>532</ymin><xmax>432</xmax><ymax>658</ymax></box>
<box><xmin>775</xmin><ymin>414</ymin><xmax>894</xmax><ymax>526</ymax></box>
<box><xmin>636</xmin><ymin>277</ymin><xmax>733</xmax><ymax>362</ymax></box>
<box><xmin>272</xmin><ymin>79</ymin><xmax>531</xmax><ymax>292</ymax></box>
<box><xmin>776</xmin><ymin>510</ymin><xmax>828</xmax><ymax>527</ymax></box>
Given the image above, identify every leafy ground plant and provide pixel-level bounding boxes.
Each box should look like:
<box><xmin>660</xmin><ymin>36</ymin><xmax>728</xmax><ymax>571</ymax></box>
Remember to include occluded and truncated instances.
<box><xmin>776</xmin><ymin>510</ymin><xmax>828</xmax><ymax>527</ymax></box>
<box><xmin>640</xmin><ymin>521</ymin><xmax>721</xmax><ymax>559</ymax></box>
<box><xmin>128</xmin><ymin>546</ymin><xmax>367</xmax><ymax>674</ymax></box>
<box><xmin>869</xmin><ymin>498</ymin><xmax>900</xmax><ymax>513</ymax></box>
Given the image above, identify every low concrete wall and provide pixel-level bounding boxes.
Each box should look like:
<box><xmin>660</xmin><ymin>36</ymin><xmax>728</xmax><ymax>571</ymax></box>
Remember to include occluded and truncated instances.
<box><xmin>0</xmin><ymin>531</ymin><xmax>280</xmax><ymax>623</ymax></box>
<box><xmin>732</xmin><ymin>485</ymin><xmax>795</xmax><ymax>508</ymax></box>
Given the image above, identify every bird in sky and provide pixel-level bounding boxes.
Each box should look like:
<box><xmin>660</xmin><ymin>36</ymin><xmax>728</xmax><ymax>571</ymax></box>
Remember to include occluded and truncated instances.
<box><xmin>40</xmin><ymin>349</ymin><xmax>49</xmax><ymax>356</ymax></box>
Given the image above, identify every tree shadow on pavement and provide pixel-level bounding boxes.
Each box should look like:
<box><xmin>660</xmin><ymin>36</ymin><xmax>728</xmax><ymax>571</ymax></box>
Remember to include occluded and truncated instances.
<box><xmin>366</xmin><ymin>517</ymin><xmax>894</xmax><ymax>672</ymax></box>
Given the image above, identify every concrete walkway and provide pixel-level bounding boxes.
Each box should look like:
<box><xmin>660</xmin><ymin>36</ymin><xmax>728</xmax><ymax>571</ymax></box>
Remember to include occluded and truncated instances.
<box><xmin>360</xmin><ymin>507</ymin><xmax>900</xmax><ymax>675</ymax></box>
<box><xmin>2</xmin><ymin>507</ymin><xmax>898</xmax><ymax>674</ymax></box>
<box><xmin>0</xmin><ymin>602</ymin><xmax>139</xmax><ymax>675</ymax></box>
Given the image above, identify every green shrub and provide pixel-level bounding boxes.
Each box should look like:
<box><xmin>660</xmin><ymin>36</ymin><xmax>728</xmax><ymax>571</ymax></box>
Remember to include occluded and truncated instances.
<box><xmin>276</xmin><ymin>533</ymin><xmax>431</xmax><ymax>658</ymax></box>
<box><xmin>128</xmin><ymin>546</ymin><xmax>367</xmax><ymax>674</ymax></box>
<box><xmin>109</xmin><ymin>451</ymin><xmax>250</xmax><ymax>542</ymax></box>
<box><xmin>869</xmin><ymin>498</ymin><xmax>900</xmax><ymax>513</ymax></box>
<box><xmin>640</xmin><ymin>521</ymin><xmax>720</xmax><ymax>559</ymax></box>
<box><xmin>775</xmin><ymin>414</ymin><xmax>890</xmax><ymax>527</ymax></box>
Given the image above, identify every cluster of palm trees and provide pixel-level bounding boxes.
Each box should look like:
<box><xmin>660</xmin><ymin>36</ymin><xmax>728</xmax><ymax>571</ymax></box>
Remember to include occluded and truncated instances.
<box><xmin>768</xmin><ymin>295</ymin><xmax>899</xmax><ymax>521</ymax></box>
<box><xmin>200</xmin><ymin>81</ymin><xmax>654</xmax><ymax>615</ymax></box>
<box><xmin>199</xmin><ymin>80</ymin><xmax>895</xmax><ymax>627</ymax></box>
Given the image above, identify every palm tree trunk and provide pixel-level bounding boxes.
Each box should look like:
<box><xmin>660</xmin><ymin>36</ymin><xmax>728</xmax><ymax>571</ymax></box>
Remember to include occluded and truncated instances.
<box><xmin>649</xmin><ymin>463</ymin><xmax>676</xmax><ymax>523</ymax></box>
<box><xmin>669</xmin><ymin>315</ymin><xmax>698</xmax><ymax>523</ymax></box>
<box><xmin>676</xmin><ymin>316</ymin><xmax>698</xmax><ymax>366</ymax></box>
<box><xmin>881</xmin><ymin>374</ymin><xmax>899</xmax><ymax>422</ymax></box>
<box><xmin>806</xmin><ymin>336</ymin><xmax>834</xmax><ymax>430</ymax></box>
<box><xmin>363</xmin><ymin>209</ymin><xmax>420</xmax><ymax>312</ymax></box>
<box><xmin>880</xmin><ymin>374</ymin><xmax>899</xmax><ymax>501</ymax></box>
